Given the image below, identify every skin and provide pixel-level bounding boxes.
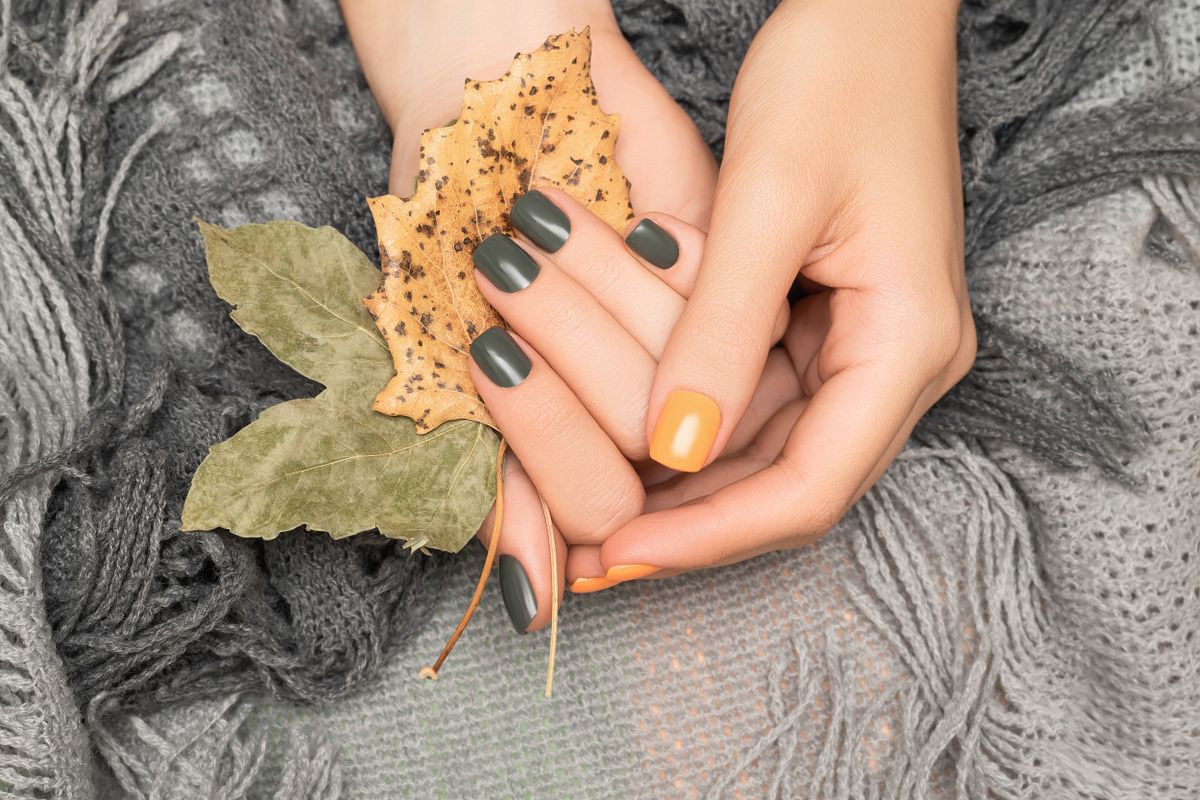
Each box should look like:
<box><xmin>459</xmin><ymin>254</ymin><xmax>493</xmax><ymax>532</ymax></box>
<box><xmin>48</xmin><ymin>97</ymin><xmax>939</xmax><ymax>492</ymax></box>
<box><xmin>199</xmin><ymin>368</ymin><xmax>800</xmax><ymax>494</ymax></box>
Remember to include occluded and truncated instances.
<box><xmin>342</xmin><ymin>0</ymin><xmax>719</xmax><ymax>629</ymax></box>
<box><xmin>341</xmin><ymin>0</ymin><xmax>975</xmax><ymax>629</ymax></box>
<box><xmin>609</xmin><ymin>0</ymin><xmax>977</xmax><ymax>577</ymax></box>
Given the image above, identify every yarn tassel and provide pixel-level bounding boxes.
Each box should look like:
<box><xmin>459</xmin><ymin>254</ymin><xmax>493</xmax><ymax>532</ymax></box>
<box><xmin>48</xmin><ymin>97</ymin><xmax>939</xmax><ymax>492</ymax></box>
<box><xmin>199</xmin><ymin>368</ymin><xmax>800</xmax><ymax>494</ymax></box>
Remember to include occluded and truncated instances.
<box><xmin>1</xmin><ymin>2</ymin><xmax>338</xmax><ymax>796</ymax></box>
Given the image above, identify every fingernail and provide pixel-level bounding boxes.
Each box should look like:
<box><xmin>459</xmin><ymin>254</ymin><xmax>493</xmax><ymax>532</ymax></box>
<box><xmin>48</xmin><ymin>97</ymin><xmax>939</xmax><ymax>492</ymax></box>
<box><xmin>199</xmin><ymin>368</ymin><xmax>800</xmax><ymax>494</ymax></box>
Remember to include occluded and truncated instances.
<box><xmin>510</xmin><ymin>190</ymin><xmax>570</xmax><ymax>253</ymax></box>
<box><xmin>470</xmin><ymin>327</ymin><xmax>531</xmax><ymax>388</ymax></box>
<box><xmin>624</xmin><ymin>219</ymin><xmax>679</xmax><ymax>269</ymax></box>
<box><xmin>649</xmin><ymin>390</ymin><xmax>721</xmax><ymax>472</ymax></box>
<box><xmin>499</xmin><ymin>554</ymin><xmax>537</xmax><ymax>633</ymax></box>
<box><xmin>606</xmin><ymin>564</ymin><xmax>659</xmax><ymax>582</ymax></box>
<box><xmin>569</xmin><ymin>576</ymin><xmax>616</xmax><ymax>593</ymax></box>
<box><xmin>473</xmin><ymin>233</ymin><xmax>540</xmax><ymax>292</ymax></box>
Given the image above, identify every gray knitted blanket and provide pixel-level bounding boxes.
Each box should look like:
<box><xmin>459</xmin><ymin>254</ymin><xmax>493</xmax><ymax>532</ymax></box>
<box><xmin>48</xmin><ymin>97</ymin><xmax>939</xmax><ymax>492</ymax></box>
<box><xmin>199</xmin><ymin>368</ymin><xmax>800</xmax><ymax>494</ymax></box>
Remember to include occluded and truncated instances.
<box><xmin>2</xmin><ymin>0</ymin><xmax>1198</xmax><ymax>797</ymax></box>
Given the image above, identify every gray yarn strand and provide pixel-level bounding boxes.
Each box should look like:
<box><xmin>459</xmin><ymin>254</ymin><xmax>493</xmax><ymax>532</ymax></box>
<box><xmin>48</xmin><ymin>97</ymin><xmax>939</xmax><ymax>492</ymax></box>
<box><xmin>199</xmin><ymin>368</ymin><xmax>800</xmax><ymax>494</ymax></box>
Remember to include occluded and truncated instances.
<box><xmin>2</xmin><ymin>1</ymin><xmax>341</xmax><ymax>796</ymax></box>
<box><xmin>3</xmin><ymin>0</ymin><xmax>1197</xmax><ymax>796</ymax></box>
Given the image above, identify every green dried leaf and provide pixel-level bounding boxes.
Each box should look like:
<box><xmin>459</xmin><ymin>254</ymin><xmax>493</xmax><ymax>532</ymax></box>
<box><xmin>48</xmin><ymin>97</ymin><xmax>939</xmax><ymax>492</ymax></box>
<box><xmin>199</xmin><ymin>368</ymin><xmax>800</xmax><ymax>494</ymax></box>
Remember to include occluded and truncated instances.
<box><xmin>182</xmin><ymin>381</ymin><xmax>498</xmax><ymax>550</ymax></box>
<box><xmin>197</xmin><ymin>219</ymin><xmax>392</xmax><ymax>391</ymax></box>
<box><xmin>183</xmin><ymin>220</ymin><xmax>498</xmax><ymax>551</ymax></box>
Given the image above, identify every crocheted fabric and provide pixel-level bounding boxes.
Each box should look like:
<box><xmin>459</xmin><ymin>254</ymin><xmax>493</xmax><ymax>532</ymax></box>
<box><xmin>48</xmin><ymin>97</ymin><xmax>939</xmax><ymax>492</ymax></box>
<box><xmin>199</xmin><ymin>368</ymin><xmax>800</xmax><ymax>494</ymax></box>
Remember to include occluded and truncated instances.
<box><xmin>1</xmin><ymin>0</ymin><xmax>1197</xmax><ymax>796</ymax></box>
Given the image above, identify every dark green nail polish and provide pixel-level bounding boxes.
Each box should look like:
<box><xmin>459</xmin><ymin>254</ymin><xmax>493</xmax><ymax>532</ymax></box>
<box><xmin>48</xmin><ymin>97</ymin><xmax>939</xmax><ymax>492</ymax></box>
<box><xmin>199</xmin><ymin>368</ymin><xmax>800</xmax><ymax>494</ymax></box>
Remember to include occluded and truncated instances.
<box><xmin>625</xmin><ymin>219</ymin><xmax>679</xmax><ymax>269</ymax></box>
<box><xmin>510</xmin><ymin>190</ymin><xmax>570</xmax><ymax>253</ymax></box>
<box><xmin>470</xmin><ymin>327</ymin><xmax>531</xmax><ymax>388</ymax></box>
<box><xmin>473</xmin><ymin>234</ymin><xmax>540</xmax><ymax>293</ymax></box>
<box><xmin>499</xmin><ymin>555</ymin><xmax>537</xmax><ymax>634</ymax></box>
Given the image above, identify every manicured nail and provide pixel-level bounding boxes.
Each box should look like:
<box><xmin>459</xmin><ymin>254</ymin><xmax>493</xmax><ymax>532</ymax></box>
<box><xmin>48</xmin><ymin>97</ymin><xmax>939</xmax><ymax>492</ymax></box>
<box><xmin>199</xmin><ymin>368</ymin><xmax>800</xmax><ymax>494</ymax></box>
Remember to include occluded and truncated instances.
<box><xmin>473</xmin><ymin>233</ymin><xmax>540</xmax><ymax>292</ymax></box>
<box><xmin>649</xmin><ymin>390</ymin><xmax>721</xmax><ymax>472</ymax></box>
<box><xmin>470</xmin><ymin>327</ymin><xmax>531</xmax><ymax>388</ymax></box>
<box><xmin>624</xmin><ymin>219</ymin><xmax>679</xmax><ymax>269</ymax></box>
<box><xmin>499</xmin><ymin>554</ymin><xmax>537</xmax><ymax>633</ymax></box>
<box><xmin>569</xmin><ymin>576</ymin><xmax>616</xmax><ymax>593</ymax></box>
<box><xmin>510</xmin><ymin>190</ymin><xmax>570</xmax><ymax>252</ymax></box>
<box><xmin>606</xmin><ymin>564</ymin><xmax>659</xmax><ymax>582</ymax></box>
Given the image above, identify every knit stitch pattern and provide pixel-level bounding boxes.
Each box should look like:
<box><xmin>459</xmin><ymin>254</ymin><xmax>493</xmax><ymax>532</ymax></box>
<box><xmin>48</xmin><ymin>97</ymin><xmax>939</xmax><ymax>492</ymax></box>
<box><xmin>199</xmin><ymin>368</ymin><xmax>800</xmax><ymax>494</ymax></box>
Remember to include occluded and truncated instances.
<box><xmin>0</xmin><ymin>0</ymin><xmax>1197</xmax><ymax>797</ymax></box>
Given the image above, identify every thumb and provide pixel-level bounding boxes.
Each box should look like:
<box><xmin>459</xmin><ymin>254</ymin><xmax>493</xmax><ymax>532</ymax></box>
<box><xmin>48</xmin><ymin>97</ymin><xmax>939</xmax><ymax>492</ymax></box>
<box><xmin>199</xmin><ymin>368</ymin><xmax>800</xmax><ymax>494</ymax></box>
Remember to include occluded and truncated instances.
<box><xmin>646</xmin><ymin>156</ymin><xmax>826</xmax><ymax>472</ymax></box>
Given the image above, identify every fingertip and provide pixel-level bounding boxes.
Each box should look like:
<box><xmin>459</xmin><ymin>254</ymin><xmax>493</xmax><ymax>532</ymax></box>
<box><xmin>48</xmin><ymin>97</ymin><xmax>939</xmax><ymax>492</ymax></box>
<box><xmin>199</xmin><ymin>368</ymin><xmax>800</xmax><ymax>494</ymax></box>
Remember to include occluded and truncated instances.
<box><xmin>624</xmin><ymin>217</ymin><xmax>680</xmax><ymax>270</ymax></box>
<box><xmin>565</xmin><ymin>544</ymin><xmax>612</xmax><ymax>593</ymax></box>
<box><xmin>569</xmin><ymin>576</ymin><xmax>615</xmax><ymax>593</ymax></box>
<box><xmin>647</xmin><ymin>389</ymin><xmax>722</xmax><ymax>473</ymax></box>
<box><xmin>621</xmin><ymin>212</ymin><xmax>708</xmax><ymax>298</ymax></box>
<box><xmin>492</xmin><ymin>456</ymin><xmax>562</xmax><ymax>634</ymax></box>
<box><xmin>469</xmin><ymin>326</ymin><xmax>532</xmax><ymax>390</ymax></box>
<box><xmin>599</xmin><ymin>499</ymin><xmax>732</xmax><ymax>575</ymax></box>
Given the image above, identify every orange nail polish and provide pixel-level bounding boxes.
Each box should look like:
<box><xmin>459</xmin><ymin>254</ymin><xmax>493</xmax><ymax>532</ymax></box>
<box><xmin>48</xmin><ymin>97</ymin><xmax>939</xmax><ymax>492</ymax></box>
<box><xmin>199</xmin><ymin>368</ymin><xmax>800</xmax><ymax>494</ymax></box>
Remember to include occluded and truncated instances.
<box><xmin>606</xmin><ymin>564</ymin><xmax>659</xmax><ymax>582</ymax></box>
<box><xmin>569</xmin><ymin>576</ymin><xmax>616</xmax><ymax>593</ymax></box>
<box><xmin>649</xmin><ymin>390</ymin><xmax>721</xmax><ymax>473</ymax></box>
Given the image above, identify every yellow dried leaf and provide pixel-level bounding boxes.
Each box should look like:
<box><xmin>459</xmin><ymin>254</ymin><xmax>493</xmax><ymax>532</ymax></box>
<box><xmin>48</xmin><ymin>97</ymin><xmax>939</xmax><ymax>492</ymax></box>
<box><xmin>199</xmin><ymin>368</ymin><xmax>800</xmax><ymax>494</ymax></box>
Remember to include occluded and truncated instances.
<box><xmin>365</xmin><ymin>28</ymin><xmax>633</xmax><ymax>431</ymax></box>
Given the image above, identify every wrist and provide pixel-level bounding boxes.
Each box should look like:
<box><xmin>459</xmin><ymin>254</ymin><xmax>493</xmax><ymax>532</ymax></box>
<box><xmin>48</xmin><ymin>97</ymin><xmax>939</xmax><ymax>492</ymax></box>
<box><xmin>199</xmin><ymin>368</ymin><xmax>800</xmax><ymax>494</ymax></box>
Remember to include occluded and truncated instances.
<box><xmin>343</xmin><ymin>0</ymin><xmax>621</xmax><ymax>133</ymax></box>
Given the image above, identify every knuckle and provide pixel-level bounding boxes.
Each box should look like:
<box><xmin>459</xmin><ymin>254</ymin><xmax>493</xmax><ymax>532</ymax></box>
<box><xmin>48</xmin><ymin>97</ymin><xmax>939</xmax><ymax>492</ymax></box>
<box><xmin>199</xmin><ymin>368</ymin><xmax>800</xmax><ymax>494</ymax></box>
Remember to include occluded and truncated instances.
<box><xmin>686</xmin><ymin>302</ymin><xmax>767</xmax><ymax>372</ymax></box>
<box><xmin>583</xmin><ymin>472</ymin><xmax>644</xmax><ymax>540</ymax></box>
<box><xmin>520</xmin><ymin>391</ymin><xmax>577</xmax><ymax>439</ymax></box>
<box><xmin>581</xmin><ymin>249</ymin><xmax>627</xmax><ymax>298</ymax></box>
<box><xmin>781</xmin><ymin>528</ymin><xmax>825</xmax><ymax>551</ymax></box>
<box><xmin>538</xmin><ymin>296</ymin><xmax>591</xmax><ymax>343</ymax></box>
<box><xmin>739</xmin><ymin>435</ymin><xmax>778</xmax><ymax>473</ymax></box>
<box><xmin>922</xmin><ymin>307</ymin><xmax>963</xmax><ymax>364</ymax></box>
<box><xmin>807</xmin><ymin>498</ymin><xmax>848</xmax><ymax>534</ymax></box>
<box><xmin>614</xmin><ymin>427</ymin><xmax>650</xmax><ymax>461</ymax></box>
<box><xmin>801</xmin><ymin>358</ymin><xmax>823</xmax><ymax>397</ymax></box>
<box><xmin>775</xmin><ymin>457</ymin><xmax>851</xmax><ymax>534</ymax></box>
<box><xmin>770</xmin><ymin>303</ymin><xmax>790</xmax><ymax>344</ymax></box>
<box><xmin>606</xmin><ymin>388</ymin><xmax>651</xmax><ymax>460</ymax></box>
<box><xmin>899</xmin><ymin>300</ymin><xmax>964</xmax><ymax>380</ymax></box>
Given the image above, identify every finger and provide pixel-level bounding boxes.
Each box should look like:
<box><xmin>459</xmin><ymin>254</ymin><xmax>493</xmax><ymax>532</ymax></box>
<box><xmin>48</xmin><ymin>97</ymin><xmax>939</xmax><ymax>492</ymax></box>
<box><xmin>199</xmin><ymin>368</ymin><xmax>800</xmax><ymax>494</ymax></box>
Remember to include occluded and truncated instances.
<box><xmin>623</xmin><ymin>211</ymin><xmax>789</xmax><ymax>342</ymax></box>
<box><xmin>511</xmin><ymin>187</ymin><xmax>685</xmax><ymax>357</ymax></box>
<box><xmin>644</xmin><ymin>397</ymin><xmax>805</xmax><ymax>513</ymax></box>
<box><xmin>603</xmin><ymin>360</ymin><xmax>925</xmax><ymax>574</ymax></box>
<box><xmin>564</xmin><ymin>545</ymin><xmax>610</xmax><ymax>593</ymax></box>
<box><xmin>470</xmin><ymin>326</ymin><xmax>645</xmax><ymax>544</ymax></box>
<box><xmin>476</xmin><ymin>455</ymin><xmax>567</xmax><ymax>633</ymax></box>
<box><xmin>635</xmin><ymin>348</ymin><xmax>801</xmax><ymax>488</ymax></box>
<box><xmin>725</xmin><ymin>349</ymin><xmax>801</xmax><ymax>454</ymax></box>
<box><xmin>645</xmin><ymin>149</ymin><xmax>831</xmax><ymax>473</ymax></box>
<box><xmin>782</xmin><ymin>292</ymin><xmax>833</xmax><ymax>398</ymax></box>
<box><xmin>473</xmin><ymin>233</ymin><xmax>657</xmax><ymax>458</ymax></box>
<box><xmin>588</xmin><ymin>36</ymin><xmax>718</xmax><ymax>227</ymax></box>
<box><xmin>564</xmin><ymin>544</ymin><xmax>683</xmax><ymax>591</ymax></box>
<box><xmin>847</xmin><ymin>369</ymin><xmax>959</xmax><ymax>503</ymax></box>
<box><xmin>621</xmin><ymin>212</ymin><xmax>706</xmax><ymax>293</ymax></box>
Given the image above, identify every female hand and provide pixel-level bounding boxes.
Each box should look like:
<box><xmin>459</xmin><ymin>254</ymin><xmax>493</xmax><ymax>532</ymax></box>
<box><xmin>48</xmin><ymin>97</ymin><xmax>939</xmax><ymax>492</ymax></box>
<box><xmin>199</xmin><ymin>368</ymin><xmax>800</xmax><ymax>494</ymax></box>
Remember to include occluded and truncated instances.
<box><xmin>341</xmin><ymin>0</ymin><xmax>720</xmax><ymax>631</ymax></box>
<box><xmin>598</xmin><ymin>0</ymin><xmax>977</xmax><ymax>579</ymax></box>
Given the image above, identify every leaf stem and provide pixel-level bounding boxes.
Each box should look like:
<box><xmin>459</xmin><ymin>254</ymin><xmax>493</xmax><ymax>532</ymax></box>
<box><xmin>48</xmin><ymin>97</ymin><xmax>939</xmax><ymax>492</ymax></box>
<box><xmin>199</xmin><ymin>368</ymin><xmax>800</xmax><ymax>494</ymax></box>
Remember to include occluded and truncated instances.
<box><xmin>421</xmin><ymin>438</ymin><xmax>508</xmax><ymax>679</ymax></box>
<box><xmin>542</xmin><ymin>497</ymin><xmax>558</xmax><ymax>698</ymax></box>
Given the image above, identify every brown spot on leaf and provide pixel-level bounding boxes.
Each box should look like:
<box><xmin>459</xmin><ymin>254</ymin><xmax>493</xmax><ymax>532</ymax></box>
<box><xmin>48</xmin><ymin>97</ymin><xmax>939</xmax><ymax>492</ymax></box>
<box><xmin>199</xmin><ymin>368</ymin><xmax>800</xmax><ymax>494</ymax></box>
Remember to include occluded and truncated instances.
<box><xmin>363</xmin><ymin>29</ymin><xmax>632</xmax><ymax>431</ymax></box>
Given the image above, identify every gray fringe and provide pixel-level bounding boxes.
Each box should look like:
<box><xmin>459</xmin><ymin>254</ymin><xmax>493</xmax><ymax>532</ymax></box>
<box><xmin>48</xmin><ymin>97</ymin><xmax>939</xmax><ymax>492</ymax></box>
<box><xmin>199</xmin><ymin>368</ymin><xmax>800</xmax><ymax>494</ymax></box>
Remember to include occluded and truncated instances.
<box><xmin>0</xmin><ymin>1</ymin><xmax>340</xmax><ymax>796</ymax></box>
<box><xmin>1</xmin><ymin>0</ymin><xmax>1197</xmax><ymax>797</ymax></box>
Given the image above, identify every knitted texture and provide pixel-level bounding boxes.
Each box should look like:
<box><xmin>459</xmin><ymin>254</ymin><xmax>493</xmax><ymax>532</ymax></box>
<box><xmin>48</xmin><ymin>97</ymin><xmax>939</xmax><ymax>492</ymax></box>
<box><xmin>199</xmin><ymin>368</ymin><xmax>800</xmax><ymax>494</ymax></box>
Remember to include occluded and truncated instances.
<box><xmin>0</xmin><ymin>0</ymin><xmax>1196</xmax><ymax>796</ymax></box>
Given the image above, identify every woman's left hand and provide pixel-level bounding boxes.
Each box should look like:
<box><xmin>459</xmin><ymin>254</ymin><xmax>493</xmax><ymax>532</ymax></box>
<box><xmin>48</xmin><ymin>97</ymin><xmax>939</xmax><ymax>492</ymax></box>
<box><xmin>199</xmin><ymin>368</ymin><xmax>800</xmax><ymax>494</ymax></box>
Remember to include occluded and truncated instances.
<box><xmin>599</xmin><ymin>0</ymin><xmax>976</xmax><ymax>581</ymax></box>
